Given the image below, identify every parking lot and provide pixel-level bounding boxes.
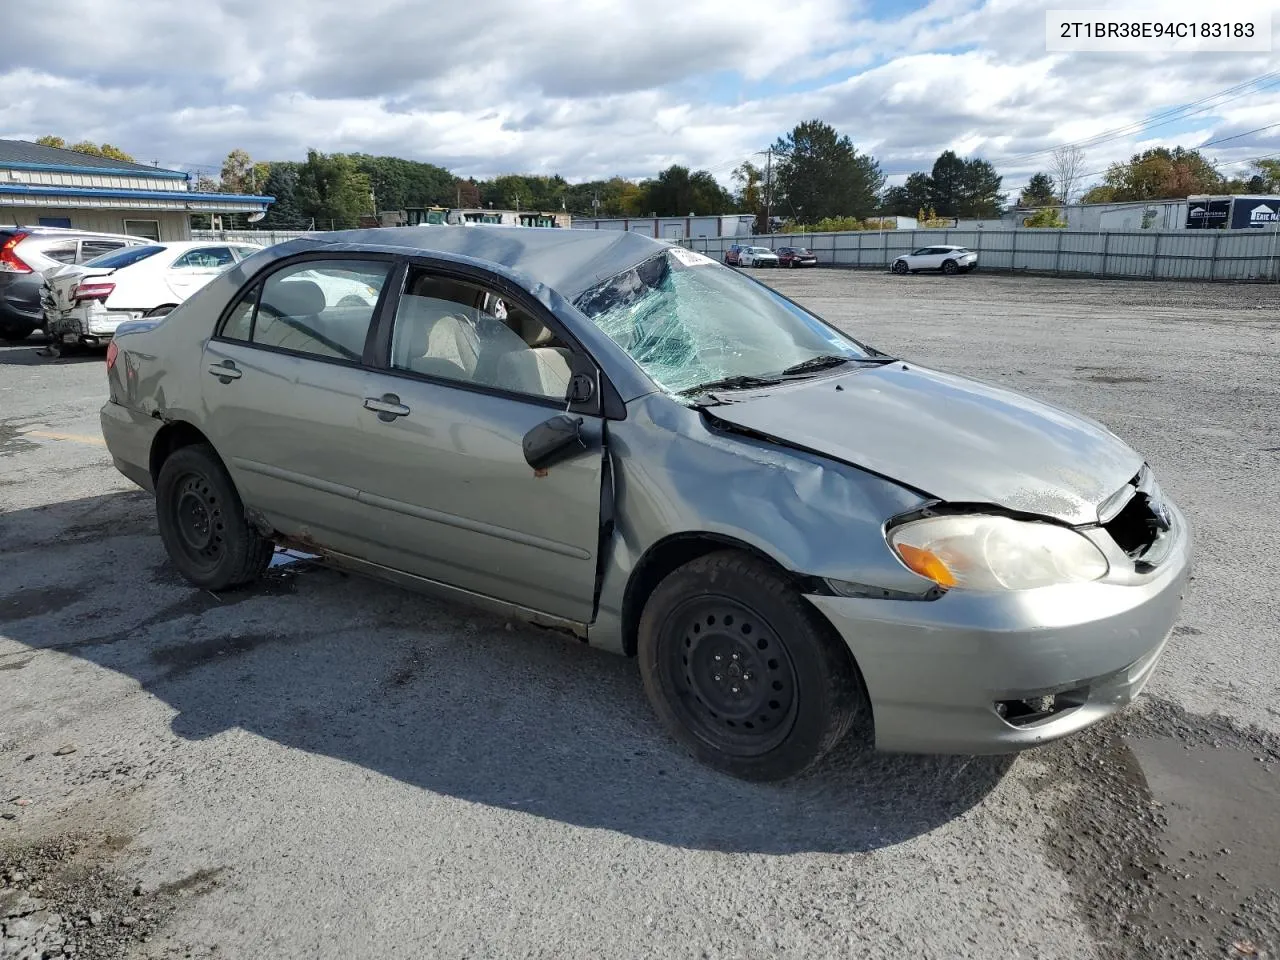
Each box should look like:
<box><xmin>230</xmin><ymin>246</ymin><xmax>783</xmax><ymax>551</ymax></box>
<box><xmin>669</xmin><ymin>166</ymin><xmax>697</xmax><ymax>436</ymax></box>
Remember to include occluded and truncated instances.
<box><xmin>2</xmin><ymin>268</ymin><xmax>1278</xmax><ymax>959</ymax></box>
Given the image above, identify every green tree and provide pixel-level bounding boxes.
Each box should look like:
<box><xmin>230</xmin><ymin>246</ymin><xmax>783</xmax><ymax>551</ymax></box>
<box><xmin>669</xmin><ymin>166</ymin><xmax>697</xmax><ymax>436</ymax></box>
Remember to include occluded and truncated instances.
<box><xmin>354</xmin><ymin>154</ymin><xmax>458</xmax><ymax>210</ymax></box>
<box><xmin>193</xmin><ymin>174</ymin><xmax>221</xmax><ymax>193</ymax></box>
<box><xmin>925</xmin><ymin>151</ymin><xmax>1003</xmax><ymax>217</ymax></box>
<box><xmin>1095</xmin><ymin>146</ymin><xmax>1224</xmax><ymax>202</ymax></box>
<box><xmin>1019</xmin><ymin>172</ymin><xmax>1058</xmax><ymax>208</ymax></box>
<box><xmin>883</xmin><ymin>172</ymin><xmax>933</xmax><ymax>217</ymax></box>
<box><xmin>296</xmin><ymin>149</ymin><xmax>373</xmax><ymax>229</ymax></box>
<box><xmin>65</xmin><ymin>141</ymin><xmax>135</xmax><ymax>162</ymax></box>
<box><xmin>636</xmin><ymin>165</ymin><xmax>735</xmax><ymax>216</ymax></box>
<box><xmin>259</xmin><ymin>162</ymin><xmax>304</xmax><ymax>229</ymax></box>
<box><xmin>772</xmin><ymin>120</ymin><xmax>884</xmax><ymax>222</ymax></box>
<box><xmin>35</xmin><ymin>135</ymin><xmax>67</xmax><ymax>149</ymax></box>
<box><xmin>218</xmin><ymin>149</ymin><xmax>270</xmax><ymax>195</ymax></box>
<box><xmin>732</xmin><ymin>161</ymin><xmax>767</xmax><ymax>232</ymax></box>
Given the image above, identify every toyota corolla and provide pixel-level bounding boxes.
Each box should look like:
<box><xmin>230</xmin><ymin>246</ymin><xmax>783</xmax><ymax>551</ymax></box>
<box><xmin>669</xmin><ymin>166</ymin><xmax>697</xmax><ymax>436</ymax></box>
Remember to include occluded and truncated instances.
<box><xmin>99</xmin><ymin>227</ymin><xmax>1191</xmax><ymax>781</ymax></box>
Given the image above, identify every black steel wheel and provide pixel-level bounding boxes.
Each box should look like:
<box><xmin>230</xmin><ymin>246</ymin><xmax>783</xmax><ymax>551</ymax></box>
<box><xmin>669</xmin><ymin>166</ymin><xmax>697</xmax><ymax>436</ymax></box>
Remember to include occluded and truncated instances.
<box><xmin>156</xmin><ymin>443</ymin><xmax>273</xmax><ymax>591</ymax></box>
<box><xmin>638</xmin><ymin>549</ymin><xmax>866</xmax><ymax>781</ymax></box>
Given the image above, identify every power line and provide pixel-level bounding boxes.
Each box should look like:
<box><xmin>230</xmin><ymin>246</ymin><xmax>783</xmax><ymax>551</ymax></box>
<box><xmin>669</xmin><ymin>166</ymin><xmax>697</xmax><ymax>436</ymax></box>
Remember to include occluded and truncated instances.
<box><xmin>1000</xmin><ymin>70</ymin><xmax>1280</xmax><ymax>165</ymax></box>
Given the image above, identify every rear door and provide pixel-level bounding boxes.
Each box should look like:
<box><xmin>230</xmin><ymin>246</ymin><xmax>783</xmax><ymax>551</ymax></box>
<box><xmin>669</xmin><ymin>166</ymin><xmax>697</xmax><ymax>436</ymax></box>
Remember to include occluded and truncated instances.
<box><xmin>200</xmin><ymin>255</ymin><xmax>402</xmax><ymax>552</ymax></box>
<box><xmin>166</xmin><ymin>246</ymin><xmax>237</xmax><ymax>301</ymax></box>
<box><xmin>351</xmin><ymin>262</ymin><xmax>605</xmax><ymax>623</ymax></box>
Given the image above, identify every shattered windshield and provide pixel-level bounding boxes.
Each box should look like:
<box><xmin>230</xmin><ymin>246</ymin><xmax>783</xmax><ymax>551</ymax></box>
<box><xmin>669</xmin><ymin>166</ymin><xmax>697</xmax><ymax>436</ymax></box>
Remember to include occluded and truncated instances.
<box><xmin>574</xmin><ymin>248</ymin><xmax>873</xmax><ymax>396</ymax></box>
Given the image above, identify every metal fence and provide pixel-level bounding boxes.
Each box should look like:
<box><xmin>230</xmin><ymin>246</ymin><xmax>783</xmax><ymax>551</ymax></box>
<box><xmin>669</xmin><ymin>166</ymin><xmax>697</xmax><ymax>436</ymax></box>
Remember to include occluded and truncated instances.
<box><xmin>193</xmin><ymin>226</ymin><xmax>1280</xmax><ymax>282</ymax></box>
<box><xmin>681</xmin><ymin>228</ymin><xmax>1280</xmax><ymax>281</ymax></box>
<box><xmin>191</xmin><ymin>229</ymin><xmax>315</xmax><ymax>245</ymax></box>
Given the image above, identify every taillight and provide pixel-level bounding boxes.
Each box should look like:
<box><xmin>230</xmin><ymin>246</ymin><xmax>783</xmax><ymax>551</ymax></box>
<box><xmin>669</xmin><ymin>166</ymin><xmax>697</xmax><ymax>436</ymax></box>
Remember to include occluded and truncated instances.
<box><xmin>0</xmin><ymin>233</ymin><xmax>32</xmax><ymax>273</ymax></box>
<box><xmin>106</xmin><ymin>340</ymin><xmax>119</xmax><ymax>369</ymax></box>
<box><xmin>74</xmin><ymin>281</ymin><xmax>115</xmax><ymax>301</ymax></box>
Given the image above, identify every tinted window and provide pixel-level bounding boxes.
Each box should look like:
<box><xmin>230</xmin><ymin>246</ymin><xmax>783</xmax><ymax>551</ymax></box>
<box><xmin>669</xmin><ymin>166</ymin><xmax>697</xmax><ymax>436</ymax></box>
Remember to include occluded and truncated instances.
<box><xmin>173</xmin><ymin>247</ymin><xmax>235</xmax><ymax>269</ymax></box>
<box><xmin>390</xmin><ymin>269</ymin><xmax>572</xmax><ymax>401</ymax></box>
<box><xmin>41</xmin><ymin>240</ymin><xmax>79</xmax><ymax>264</ymax></box>
<box><xmin>79</xmin><ymin>240</ymin><xmax>128</xmax><ymax>262</ymax></box>
<box><xmin>82</xmin><ymin>245</ymin><xmax>166</xmax><ymax>269</ymax></box>
<box><xmin>248</xmin><ymin>259</ymin><xmax>391</xmax><ymax>361</ymax></box>
<box><xmin>231</xmin><ymin>246</ymin><xmax>263</xmax><ymax>261</ymax></box>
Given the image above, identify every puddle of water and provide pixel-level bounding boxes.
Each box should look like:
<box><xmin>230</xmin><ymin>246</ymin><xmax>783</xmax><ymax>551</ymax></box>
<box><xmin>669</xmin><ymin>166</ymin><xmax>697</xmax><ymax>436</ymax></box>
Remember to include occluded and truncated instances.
<box><xmin>1127</xmin><ymin>736</ymin><xmax>1280</xmax><ymax>943</ymax></box>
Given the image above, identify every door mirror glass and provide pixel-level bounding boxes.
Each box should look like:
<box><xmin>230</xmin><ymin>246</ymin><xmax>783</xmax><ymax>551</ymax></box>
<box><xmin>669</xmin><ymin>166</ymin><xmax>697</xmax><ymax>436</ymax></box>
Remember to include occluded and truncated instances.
<box><xmin>522</xmin><ymin>414</ymin><xmax>586</xmax><ymax>470</ymax></box>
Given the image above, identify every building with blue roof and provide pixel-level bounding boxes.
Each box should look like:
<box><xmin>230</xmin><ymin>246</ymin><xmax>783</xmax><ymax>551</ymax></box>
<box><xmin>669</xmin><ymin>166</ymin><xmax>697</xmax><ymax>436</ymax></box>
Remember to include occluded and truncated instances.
<box><xmin>0</xmin><ymin>139</ymin><xmax>273</xmax><ymax>241</ymax></box>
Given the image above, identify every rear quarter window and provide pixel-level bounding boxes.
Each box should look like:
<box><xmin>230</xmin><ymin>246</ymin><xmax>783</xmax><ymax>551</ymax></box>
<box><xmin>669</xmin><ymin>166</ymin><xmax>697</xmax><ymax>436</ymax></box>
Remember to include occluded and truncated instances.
<box><xmin>82</xmin><ymin>245</ymin><xmax>167</xmax><ymax>269</ymax></box>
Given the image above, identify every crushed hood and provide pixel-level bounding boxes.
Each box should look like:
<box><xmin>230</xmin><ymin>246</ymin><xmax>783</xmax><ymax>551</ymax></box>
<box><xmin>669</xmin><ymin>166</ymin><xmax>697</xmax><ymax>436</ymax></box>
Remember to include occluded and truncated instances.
<box><xmin>703</xmin><ymin>362</ymin><xmax>1143</xmax><ymax>526</ymax></box>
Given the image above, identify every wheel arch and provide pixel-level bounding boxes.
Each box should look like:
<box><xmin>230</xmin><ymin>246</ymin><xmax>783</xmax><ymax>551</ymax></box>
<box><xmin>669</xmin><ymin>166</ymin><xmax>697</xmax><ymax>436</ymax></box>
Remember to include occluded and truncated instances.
<box><xmin>620</xmin><ymin>531</ymin><xmax>811</xmax><ymax>658</ymax></box>
<box><xmin>149</xmin><ymin>419</ymin><xmax>217</xmax><ymax>486</ymax></box>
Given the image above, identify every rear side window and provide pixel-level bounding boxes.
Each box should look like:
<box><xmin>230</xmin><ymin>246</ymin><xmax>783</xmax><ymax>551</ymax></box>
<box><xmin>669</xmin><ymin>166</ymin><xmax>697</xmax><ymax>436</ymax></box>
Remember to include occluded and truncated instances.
<box><xmin>79</xmin><ymin>240</ymin><xmax>128</xmax><ymax>262</ymax></box>
<box><xmin>41</xmin><ymin>240</ymin><xmax>80</xmax><ymax>264</ymax></box>
<box><xmin>82</xmin><ymin>245</ymin><xmax>166</xmax><ymax>269</ymax></box>
<box><xmin>220</xmin><ymin>259</ymin><xmax>392</xmax><ymax>363</ymax></box>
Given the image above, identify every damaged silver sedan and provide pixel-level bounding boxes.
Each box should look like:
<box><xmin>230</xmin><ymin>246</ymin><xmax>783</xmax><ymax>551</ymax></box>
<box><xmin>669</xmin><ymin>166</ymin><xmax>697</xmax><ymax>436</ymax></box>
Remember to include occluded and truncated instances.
<box><xmin>100</xmin><ymin>227</ymin><xmax>1191</xmax><ymax>781</ymax></box>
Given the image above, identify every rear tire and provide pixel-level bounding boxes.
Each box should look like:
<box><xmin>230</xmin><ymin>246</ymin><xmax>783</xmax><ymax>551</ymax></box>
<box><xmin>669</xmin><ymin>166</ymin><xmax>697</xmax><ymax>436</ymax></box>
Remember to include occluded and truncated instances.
<box><xmin>145</xmin><ymin>305</ymin><xmax>176</xmax><ymax>318</ymax></box>
<box><xmin>637</xmin><ymin>549</ymin><xmax>865</xmax><ymax>781</ymax></box>
<box><xmin>155</xmin><ymin>443</ymin><xmax>273</xmax><ymax>591</ymax></box>
<box><xmin>942</xmin><ymin>259</ymin><xmax>959</xmax><ymax>275</ymax></box>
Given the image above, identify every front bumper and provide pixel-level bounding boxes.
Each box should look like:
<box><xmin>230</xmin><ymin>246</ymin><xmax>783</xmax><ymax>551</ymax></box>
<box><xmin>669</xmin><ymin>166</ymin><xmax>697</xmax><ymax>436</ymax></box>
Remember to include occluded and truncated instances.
<box><xmin>806</xmin><ymin>503</ymin><xmax>1191</xmax><ymax>754</ymax></box>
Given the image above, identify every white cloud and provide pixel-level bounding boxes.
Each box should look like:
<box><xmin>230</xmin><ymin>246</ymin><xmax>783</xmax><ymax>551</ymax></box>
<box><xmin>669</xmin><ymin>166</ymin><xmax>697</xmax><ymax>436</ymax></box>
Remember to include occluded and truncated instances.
<box><xmin>2</xmin><ymin>0</ymin><xmax>1278</xmax><ymax>195</ymax></box>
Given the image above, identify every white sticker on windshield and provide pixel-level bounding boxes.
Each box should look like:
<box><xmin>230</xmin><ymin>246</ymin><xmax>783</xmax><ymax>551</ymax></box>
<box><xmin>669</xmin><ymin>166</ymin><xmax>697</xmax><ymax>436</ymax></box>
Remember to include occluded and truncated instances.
<box><xmin>668</xmin><ymin>247</ymin><xmax>715</xmax><ymax>266</ymax></box>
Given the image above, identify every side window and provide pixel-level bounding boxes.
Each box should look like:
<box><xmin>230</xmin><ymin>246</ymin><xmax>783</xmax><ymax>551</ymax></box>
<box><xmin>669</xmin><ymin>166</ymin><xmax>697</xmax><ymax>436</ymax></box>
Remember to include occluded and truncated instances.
<box><xmin>220</xmin><ymin>284</ymin><xmax>259</xmax><ymax>342</ymax></box>
<box><xmin>247</xmin><ymin>259</ymin><xmax>391</xmax><ymax>362</ymax></box>
<box><xmin>911</xmin><ymin>247</ymin><xmax>931</xmax><ymax>256</ymax></box>
<box><xmin>173</xmin><ymin>247</ymin><xmax>235</xmax><ymax>269</ymax></box>
<box><xmin>231</xmin><ymin>246</ymin><xmax>262</xmax><ymax>261</ymax></box>
<box><xmin>41</xmin><ymin>240</ymin><xmax>80</xmax><ymax>264</ymax></box>
<box><xmin>389</xmin><ymin>269</ymin><xmax>573</xmax><ymax>401</ymax></box>
<box><xmin>78</xmin><ymin>240</ymin><xmax>126</xmax><ymax>262</ymax></box>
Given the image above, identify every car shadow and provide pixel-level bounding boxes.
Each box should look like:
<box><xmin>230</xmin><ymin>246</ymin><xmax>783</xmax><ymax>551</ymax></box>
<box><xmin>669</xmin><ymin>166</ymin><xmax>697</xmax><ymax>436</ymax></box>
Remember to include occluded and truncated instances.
<box><xmin>0</xmin><ymin>491</ymin><xmax>1014</xmax><ymax>854</ymax></box>
<box><xmin>0</xmin><ymin>343</ymin><xmax>103</xmax><ymax>366</ymax></box>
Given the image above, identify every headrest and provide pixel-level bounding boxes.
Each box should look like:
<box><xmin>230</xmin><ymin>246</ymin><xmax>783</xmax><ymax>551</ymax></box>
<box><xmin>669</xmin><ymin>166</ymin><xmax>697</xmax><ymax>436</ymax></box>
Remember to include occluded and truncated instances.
<box><xmin>268</xmin><ymin>278</ymin><xmax>326</xmax><ymax>317</ymax></box>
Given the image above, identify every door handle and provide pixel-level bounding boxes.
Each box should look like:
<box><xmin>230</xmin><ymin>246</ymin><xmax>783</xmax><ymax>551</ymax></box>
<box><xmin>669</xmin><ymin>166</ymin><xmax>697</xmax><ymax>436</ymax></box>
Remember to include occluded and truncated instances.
<box><xmin>207</xmin><ymin>360</ymin><xmax>242</xmax><ymax>381</ymax></box>
<box><xmin>363</xmin><ymin>394</ymin><xmax>410</xmax><ymax>421</ymax></box>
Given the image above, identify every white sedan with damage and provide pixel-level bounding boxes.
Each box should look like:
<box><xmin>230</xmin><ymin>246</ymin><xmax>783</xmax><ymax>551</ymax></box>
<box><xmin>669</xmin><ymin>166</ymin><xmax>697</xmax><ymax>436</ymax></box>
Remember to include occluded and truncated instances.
<box><xmin>41</xmin><ymin>241</ymin><xmax>264</xmax><ymax>350</ymax></box>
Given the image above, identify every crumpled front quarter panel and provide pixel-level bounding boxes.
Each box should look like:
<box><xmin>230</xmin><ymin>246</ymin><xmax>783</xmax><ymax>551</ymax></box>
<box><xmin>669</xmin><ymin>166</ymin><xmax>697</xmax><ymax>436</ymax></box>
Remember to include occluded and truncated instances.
<box><xmin>590</xmin><ymin>393</ymin><xmax>929</xmax><ymax>652</ymax></box>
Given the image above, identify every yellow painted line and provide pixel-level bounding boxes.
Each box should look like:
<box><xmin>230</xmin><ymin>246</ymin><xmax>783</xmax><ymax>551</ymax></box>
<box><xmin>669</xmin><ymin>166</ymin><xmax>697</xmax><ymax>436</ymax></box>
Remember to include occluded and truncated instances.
<box><xmin>22</xmin><ymin>429</ymin><xmax>106</xmax><ymax>447</ymax></box>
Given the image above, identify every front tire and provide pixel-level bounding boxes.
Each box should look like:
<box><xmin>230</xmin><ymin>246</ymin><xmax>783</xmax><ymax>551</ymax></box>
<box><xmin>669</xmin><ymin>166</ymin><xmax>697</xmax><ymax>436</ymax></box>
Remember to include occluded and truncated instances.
<box><xmin>892</xmin><ymin>261</ymin><xmax>908</xmax><ymax>275</ymax></box>
<box><xmin>155</xmin><ymin>443</ymin><xmax>274</xmax><ymax>591</ymax></box>
<box><xmin>637</xmin><ymin>550</ymin><xmax>865</xmax><ymax>781</ymax></box>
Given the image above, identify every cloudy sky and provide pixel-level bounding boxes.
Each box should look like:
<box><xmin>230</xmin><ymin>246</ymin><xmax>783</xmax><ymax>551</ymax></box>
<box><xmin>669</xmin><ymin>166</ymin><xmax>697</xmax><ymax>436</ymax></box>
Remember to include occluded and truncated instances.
<box><xmin>3</xmin><ymin>0</ymin><xmax>1279</xmax><ymax>198</ymax></box>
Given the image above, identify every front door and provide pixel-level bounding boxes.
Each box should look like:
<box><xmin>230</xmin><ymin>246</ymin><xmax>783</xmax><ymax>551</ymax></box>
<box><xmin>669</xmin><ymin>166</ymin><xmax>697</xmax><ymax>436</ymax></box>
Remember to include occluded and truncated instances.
<box><xmin>349</xmin><ymin>266</ymin><xmax>604</xmax><ymax>623</ymax></box>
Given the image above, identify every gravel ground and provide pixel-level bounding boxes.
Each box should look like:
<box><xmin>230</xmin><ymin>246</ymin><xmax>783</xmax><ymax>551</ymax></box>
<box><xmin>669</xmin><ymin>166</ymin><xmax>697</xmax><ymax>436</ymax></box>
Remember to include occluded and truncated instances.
<box><xmin>1</xmin><ymin>269</ymin><xmax>1278</xmax><ymax>960</ymax></box>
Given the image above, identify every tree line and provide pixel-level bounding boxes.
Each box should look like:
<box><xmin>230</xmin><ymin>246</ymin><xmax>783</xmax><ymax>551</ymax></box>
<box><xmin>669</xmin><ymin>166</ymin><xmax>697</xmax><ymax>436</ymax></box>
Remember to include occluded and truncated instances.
<box><xmin>35</xmin><ymin>124</ymin><xmax>1280</xmax><ymax>234</ymax></box>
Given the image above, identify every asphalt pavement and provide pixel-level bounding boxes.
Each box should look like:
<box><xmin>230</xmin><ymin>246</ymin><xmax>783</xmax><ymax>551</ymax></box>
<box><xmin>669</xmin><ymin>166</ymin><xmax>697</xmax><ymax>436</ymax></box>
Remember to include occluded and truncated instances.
<box><xmin>1</xmin><ymin>269</ymin><xmax>1278</xmax><ymax>960</ymax></box>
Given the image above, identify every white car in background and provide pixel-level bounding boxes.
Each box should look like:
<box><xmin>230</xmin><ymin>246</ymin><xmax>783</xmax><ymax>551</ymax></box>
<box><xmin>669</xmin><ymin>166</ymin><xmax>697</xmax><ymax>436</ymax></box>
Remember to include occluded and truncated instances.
<box><xmin>42</xmin><ymin>241</ymin><xmax>266</xmax><ymax>349</ymax></box>
<box><xmin>737</xmin><ymin>246</ymin><xmax>780</xmax><ymax>268</ymax></box>
<box><xmin>891</xmin><ymin>244</ymin><xmax>978</xmax><ymax>276</ymax></box>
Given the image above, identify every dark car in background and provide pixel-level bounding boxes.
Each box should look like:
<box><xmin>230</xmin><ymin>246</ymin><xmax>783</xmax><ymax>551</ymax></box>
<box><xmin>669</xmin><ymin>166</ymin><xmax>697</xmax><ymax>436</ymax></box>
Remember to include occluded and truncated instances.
<box><xmin>0</xmin><ymin>226</ymin><xmax>148</xmax><ymax>341</ymax></box>
<box><xmin>777</xmin><ymin>246</ymin><xmax>818</xmax><ymax>268</ymax></box>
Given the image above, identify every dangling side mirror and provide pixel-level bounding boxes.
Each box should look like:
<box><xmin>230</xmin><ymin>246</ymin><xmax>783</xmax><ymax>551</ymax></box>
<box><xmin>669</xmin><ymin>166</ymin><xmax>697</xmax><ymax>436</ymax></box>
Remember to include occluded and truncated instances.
<box><xmin>522</xmin><ymin>414</ymin><xmax>586</xmax><ymax>470</ymax></box>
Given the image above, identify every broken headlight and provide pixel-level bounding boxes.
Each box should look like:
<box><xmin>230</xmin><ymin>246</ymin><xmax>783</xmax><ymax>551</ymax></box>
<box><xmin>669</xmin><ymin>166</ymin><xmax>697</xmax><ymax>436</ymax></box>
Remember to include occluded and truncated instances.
<box><xmin>887</xmin><ymin>514</ymin><xmax>1109</xmax><ymax>591</ymax></box>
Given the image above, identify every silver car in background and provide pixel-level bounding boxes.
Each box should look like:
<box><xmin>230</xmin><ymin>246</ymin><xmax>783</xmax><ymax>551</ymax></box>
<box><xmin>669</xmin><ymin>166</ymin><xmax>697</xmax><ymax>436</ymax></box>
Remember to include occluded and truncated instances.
<box><xmin>100</xmin><ymin>227</ymin><xmax>1190</xmax><ymax>781</ymax></box>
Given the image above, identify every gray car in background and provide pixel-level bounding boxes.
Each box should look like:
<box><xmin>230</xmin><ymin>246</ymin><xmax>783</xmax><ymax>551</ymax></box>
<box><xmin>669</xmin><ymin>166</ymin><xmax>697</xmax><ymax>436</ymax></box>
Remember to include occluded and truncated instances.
<box><xmin>0</xmin><ymin>226</ymin><xmax>148</xmax><ymax>340</ymax></box>
<box><xmin>98</xmin><ymin>226</ymin><xmax>1191</xmax><ymax>781</ymax></box>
